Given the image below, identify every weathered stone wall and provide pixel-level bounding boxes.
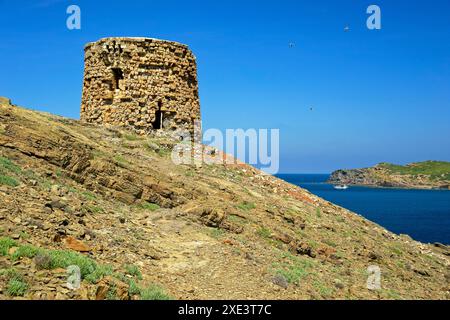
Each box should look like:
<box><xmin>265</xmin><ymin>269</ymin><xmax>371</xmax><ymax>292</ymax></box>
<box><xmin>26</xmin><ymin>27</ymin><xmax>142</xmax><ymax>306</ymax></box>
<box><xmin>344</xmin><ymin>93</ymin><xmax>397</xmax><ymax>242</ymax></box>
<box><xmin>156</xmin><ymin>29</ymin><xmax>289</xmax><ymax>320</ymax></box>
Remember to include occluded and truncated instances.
<box><xmin>80</xmin><ymin>37</ymin><xmax>201</xmax><ymax>134</ymax></box>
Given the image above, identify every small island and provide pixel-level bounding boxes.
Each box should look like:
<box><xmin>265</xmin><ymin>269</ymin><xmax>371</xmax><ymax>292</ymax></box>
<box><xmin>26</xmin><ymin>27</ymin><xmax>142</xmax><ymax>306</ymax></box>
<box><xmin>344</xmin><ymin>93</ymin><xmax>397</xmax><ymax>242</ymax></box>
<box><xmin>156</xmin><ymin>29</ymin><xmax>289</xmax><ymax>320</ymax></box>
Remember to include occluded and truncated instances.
<box><xmin>328</xmin><ymin>161</ymin><xmax>450</xmax><ymax>190</ymax></box>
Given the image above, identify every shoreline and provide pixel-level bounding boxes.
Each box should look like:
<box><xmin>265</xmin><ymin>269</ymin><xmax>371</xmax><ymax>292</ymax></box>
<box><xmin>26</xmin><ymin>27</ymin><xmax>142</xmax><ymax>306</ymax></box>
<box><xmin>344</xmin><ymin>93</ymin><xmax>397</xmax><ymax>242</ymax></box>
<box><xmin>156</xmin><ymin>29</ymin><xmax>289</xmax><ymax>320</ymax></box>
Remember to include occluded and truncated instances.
<box><xmin>276</xmin><ymin>174</ymin><xmax>450</xmax><ymax>191</ymax></box>
<box><xmin>327</xmin><ymin>182</ymin><xmax>450</xmax><ymax>191</ymax></box>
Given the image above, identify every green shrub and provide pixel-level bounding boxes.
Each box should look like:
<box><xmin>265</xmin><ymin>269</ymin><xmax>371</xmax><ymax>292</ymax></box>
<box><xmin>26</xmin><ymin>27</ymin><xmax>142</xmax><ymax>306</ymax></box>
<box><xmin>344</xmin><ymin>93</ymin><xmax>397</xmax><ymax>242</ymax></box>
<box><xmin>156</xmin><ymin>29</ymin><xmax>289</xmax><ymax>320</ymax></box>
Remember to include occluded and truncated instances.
<box><xmin>257</xmin><ymin>227</ymin><xmax>272</xmax><ymax>239</ymax></box>
<box><xmin>84</xmin><ymin>205</ymin><xmax>104</xmax><ymax>214</ymax></box>
<box><xmin>184</xmin><ymin>170</ymin><xmax>194</xmax><ymax>177</ymax></box>
<box><xmin>7</xmin><ymin>278</ymin><xmax>28</xmax><ymax>297</ymax></box>
<box><xmin>0</xmin><ymin>175</ymin><xmax>19</xmax><ymax>187</ymax></box>
<box><xmin>11</xmin><ymin>244</ymin><xmax>41</xmax><ymax>261</ymax></box>
<box><xmin>273</xmin><ymin>254</ymin><xmax>314</xmax><ymax>285</ymax></box>
<box><xmin>1</xmin><ymin>268</ymin><xmax>28</xmax><ymax>297</ymax></box>
<box><xmin>2</xmin><ymin>240</ymin><xmax>68</xmax><ymax>273</ymax></box>
<box><xmin>0</xmin><ymin>268</ymin><xmax>21</xmax><ymax>279</ymax></box>
<box><xmin>114</xmin><ymin>155</ymin><xmax>129</xmax><ymax>168</ymax></box>
<box><xmin>323</xmin><ymin>239</ymin><xmax>337</xmax><ymax>248</ymax></box>
<box><xmin>138</xmin><ymin>202</ymin><xmax>160</xmax><ymax>211</ymax></box>
<box><xmin>316</xmin><ymin>208</ymin><xmax>322</xmax><ymax>218</ymax></box>
<box><xmin>0</xmin><ymin>156</ymin><xmax>21</xmax><ymax>174</ymax></box>
<box><xmin>382</xmin><ymin>289</ymin><xmax>402</xmax><ymax>300</ymax></box>
<box><xmin>275</xmin><ymin>265</ymin><xmax>308</xmax><ymax>285</ymax></box>
<box><xmin>85</xmin><ymin>264</ymin><xmax>114</xmax><ymax>284</ymax></box>
<box><xmin>237</xmin><ymin>201</ymin><xmax>256</xmax><ymax>211</ymax></box>
<box><xmin>124</xmin><ymin>134</ymin><xmax>140</xmax><ymax>141</ymax></box>
<box><xmin>1</xmin><ymin>239</ymin><xmax>144</xmax><ymax>292</ymax></box>
<box><xmin>157</xmin><ymin>149</ymin><xmax>170</xmax><ymax>157</ymax></box>
<box><xmin>390</xmin><ymin>243</ymin><xmax>403</xmax><ymax>256</ymax></box>
<box><xmin>128</xmin><ymin>279</ymin><xmax>141</xmax><ymax>296</ymax></box>
<box><xmin>209</xmin><ymin>228</ymin><xmax>225</xmax><ymax>239</ymax></box>
<box><xmin>0</xmin><ymin>156</ymin><xmax>21</xmax><ymax>186</ymax></box>
<box><xmin>313</xmin><ymin>280</ymin><xmax>333</xmax><ymax>298</ymax></box>
<box><xmin>125</xmin><ymin>264</ymin><xmax>143</xmax><ymax>280</ymax></box>
<box><xmin>140</xmin><ymin>285</ymin><xmax>171</xmax><ymax>300</ymax></box>
<box><xmin>46</xmin><ymin>250</ymin><xmax>97</xmax><ymax>278</ymax></box>
<box><xmin>81</xmin><ymin>191</ymin><xmax>97</xmax><ymax>201</ymax></box>
<box><xmin>106</xmin><ymin>283</ymin><xmax>118</xmax><ymax>300</ymax></box>
<box><xmin>19</xmin><ymin>231</ymin><xmax>30</xmax><ymax>240</ymax></box>
<box><xmin>0</xmin><ymin>237</ymin><xmax>17</xmax><ymax>256</ymax></box>
<box><xmin>227</xmin><ymin>215</ymin><xmax>247</xmax><ymax>225</ymax></box>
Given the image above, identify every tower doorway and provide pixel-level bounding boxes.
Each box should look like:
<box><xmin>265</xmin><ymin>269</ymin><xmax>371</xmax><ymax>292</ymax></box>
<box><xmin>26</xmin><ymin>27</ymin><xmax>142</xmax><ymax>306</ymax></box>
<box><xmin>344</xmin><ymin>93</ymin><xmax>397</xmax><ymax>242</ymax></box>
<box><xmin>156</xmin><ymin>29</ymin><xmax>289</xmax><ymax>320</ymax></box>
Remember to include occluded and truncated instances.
<box><xmin>111</xmin><ymin>68</ymin><xmax>123</xmax><ymax>90</ymax></box>
<box><xmin>153</xmin><ymin>101</ymin><xmax>163</xmax><ymax>129</ymax></box>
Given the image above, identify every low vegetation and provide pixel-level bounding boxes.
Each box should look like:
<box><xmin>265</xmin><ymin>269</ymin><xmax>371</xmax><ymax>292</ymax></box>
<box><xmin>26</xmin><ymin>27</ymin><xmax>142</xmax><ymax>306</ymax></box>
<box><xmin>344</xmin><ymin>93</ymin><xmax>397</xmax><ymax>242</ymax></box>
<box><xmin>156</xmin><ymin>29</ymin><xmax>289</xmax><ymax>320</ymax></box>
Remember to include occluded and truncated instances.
<box><xmin>379</xmin><ymin>161</ymin><xmax>450</xmax><ymax>180</ymax></box>
<box><xmin>237</xmin><ymin>201</ymin><xmax>256</xmax><ymax>211</ymax></box>
<box><xmin>84</xmin><ymin>204</ymin><xmax>104</xmax><ymax>214</ymax></box>
<box><xmin>0</xmin><ymin>156</ymin><xmax>21</xmax><ymax>174</ymax></box>
<box><xmin>140</xmin><ymin>284</ymin><xmax>171</xmax><ymax>300</ymax></box>
<box><xmin>0</xmin><ymin>237</ymin><xmax>171</xmax><ymax>299</ymax></box>
<box><xmin>272</xmin><ymin>252</ymin><xmax>316</xmax><ymax>285</ymax></box>
<box><xmin>209</xmin><ymin>228</ymin><xmax>225</xmax><ymax>239</ymax></box>
<box><xmin>125</xmin><ymin>264</ymin><xmax>143</xmax><ymax>280</ymax></box>
<box><xmin>0</xmin><ymin>156</ymin><xmax>21</xmax><ymax>187</ymax></box>
<box><xmin>0</xmin><ymin>268</ymin><xmax>29</xmax><ymax>297</ymax></box>
<box><xmin>257</xmin><ymin>227</ymin><xmax>272</xmax><ymax>239</ymax></box>
<box><xmin>138</xmin><ymin>202</ymin><xmax>160</xmax><ymax>211</ymax></box>
<box><xmin>0</xmin><ymin>175</ymin><xmax>19</xmax><ymax>187</ymax></box>
<box><xmin>123</xmin><ymin>133</ymin><xmax>141</xmax><ymax>141</ymax></box>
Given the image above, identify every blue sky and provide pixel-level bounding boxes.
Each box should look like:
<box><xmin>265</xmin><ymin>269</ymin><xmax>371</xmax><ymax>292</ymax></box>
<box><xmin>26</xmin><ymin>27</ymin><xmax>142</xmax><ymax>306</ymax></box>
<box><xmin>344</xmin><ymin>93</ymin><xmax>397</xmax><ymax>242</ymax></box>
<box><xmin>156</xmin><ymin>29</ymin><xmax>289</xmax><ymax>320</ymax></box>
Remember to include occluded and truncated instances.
<box><xmin>0</xmin><ymin>0</ymin><xmax>449</xmax><ymax>173</ymax></box>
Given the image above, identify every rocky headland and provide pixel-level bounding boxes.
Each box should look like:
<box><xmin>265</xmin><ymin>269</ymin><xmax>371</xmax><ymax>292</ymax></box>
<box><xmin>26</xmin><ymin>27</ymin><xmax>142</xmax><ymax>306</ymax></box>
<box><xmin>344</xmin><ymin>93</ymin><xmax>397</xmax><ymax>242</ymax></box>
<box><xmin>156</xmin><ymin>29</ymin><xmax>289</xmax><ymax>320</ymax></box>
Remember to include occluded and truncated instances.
<box><xmin>328</xmin><ymin>162</ymin><xmax>450</xmax><ymax>190</ymax></box>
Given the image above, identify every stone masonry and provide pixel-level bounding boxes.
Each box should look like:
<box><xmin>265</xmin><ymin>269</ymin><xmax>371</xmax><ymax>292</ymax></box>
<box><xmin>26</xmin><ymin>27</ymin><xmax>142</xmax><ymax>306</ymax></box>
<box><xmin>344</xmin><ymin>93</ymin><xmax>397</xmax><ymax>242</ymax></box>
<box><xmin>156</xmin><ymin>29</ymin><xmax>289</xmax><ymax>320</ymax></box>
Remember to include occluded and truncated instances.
<box><xmin>80</xmin><ymin>37</ymin><xmax>201</xmax><ymax>134</ymax></box>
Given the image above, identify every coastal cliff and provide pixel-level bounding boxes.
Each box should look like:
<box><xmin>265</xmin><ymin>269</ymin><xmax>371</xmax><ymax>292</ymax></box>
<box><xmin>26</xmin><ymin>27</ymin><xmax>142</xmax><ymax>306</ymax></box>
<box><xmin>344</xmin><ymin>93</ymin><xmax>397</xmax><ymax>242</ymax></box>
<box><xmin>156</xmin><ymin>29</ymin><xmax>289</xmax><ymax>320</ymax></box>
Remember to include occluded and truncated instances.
<box><xmin>328</xmin><ymin>162</ymin><xmax>450</xmax><ymax>190</ymax></box>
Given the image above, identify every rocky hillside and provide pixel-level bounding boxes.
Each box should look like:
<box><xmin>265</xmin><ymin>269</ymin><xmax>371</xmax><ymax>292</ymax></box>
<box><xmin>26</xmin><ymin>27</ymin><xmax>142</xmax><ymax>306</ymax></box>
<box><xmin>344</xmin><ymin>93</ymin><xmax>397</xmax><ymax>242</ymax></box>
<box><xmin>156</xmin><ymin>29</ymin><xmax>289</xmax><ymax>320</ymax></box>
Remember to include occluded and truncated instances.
<box><xmin>0</xmin><ymin>98</ymin><xmax>449</xmax><ymax>300</ymax></box>
<box><xmin>328</xmin><ymin>162</ymin><xmax>450</xmax><ymax>190</ymax></box>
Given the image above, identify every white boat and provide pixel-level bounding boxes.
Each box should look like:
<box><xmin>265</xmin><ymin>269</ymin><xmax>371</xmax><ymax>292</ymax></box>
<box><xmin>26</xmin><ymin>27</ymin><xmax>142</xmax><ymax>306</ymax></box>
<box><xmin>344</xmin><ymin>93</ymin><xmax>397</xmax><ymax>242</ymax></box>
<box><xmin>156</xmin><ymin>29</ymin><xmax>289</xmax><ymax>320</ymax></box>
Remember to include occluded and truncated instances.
<box><xmin>334</xmin><ymin>184</ymin><xmax>349</xmax><ymax>190</ymax></box>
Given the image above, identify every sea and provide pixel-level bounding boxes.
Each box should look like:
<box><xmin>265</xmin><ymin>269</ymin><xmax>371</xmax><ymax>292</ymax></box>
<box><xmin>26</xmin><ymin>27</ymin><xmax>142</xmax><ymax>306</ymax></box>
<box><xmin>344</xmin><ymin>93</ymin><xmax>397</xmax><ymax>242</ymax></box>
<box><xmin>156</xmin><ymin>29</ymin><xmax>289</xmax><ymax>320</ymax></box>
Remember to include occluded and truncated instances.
<box><xmin>277</xmin><ymin>174</ymin><xmax>450</xmax><ymax>245</ymax></box>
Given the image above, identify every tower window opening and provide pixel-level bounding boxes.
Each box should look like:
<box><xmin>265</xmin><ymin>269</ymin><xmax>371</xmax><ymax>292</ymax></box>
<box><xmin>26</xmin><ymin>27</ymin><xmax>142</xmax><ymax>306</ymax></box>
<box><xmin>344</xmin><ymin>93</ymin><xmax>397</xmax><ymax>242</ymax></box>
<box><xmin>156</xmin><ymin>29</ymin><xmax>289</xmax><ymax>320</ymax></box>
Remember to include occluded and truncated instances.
<box><xmin>153</xmin><ymin>101</ymin><xmax>163</xmax><ymax>130</ymax></box>
<box><xmin>111</xmin><ymin>68</ymin><xmax>124</xmax><ymax>90</ymax></box>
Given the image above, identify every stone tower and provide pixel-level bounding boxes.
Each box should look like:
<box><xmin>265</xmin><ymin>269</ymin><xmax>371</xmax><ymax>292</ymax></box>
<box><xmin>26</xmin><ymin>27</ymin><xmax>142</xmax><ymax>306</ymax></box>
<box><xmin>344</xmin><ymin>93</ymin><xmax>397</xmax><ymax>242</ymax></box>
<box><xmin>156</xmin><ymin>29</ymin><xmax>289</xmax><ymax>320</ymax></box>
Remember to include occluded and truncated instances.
<box><xmin>80</xmin><ymin>37</ymin><xmax>201</xmax><ymax>134</ymax></box>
